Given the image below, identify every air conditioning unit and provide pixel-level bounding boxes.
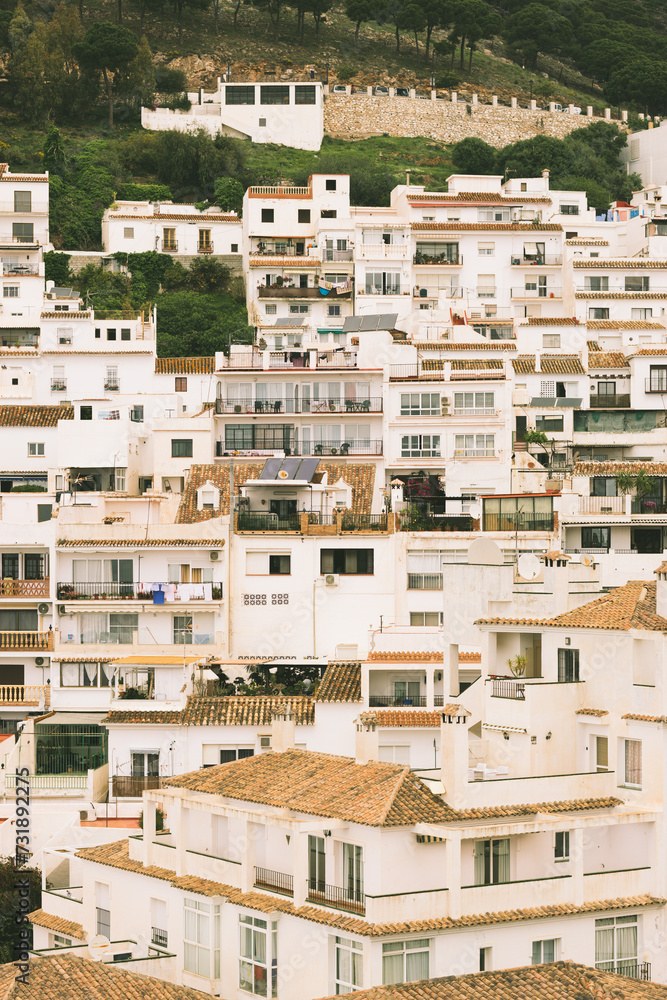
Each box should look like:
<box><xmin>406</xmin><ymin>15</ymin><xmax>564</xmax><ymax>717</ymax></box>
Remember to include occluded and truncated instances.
<box><xmin>210</xmin><ymin>551</ymin><xmax>220</xmax><ymax>561</ymax></box>
<box><xmin>512</xmin><ymin>390</ymin><xmax>530</xmax><ymax>406</ymax></box>
<box><xmin>324</xmin><ymin>574</ymin><xmax>339</xmax><ymax>587</ymax></box>
<box><xmin>38</xmin><ymin>603</ymin><xmax>50</xmax><ymax>616</ymax></box>
<box><xmin>35</xmin><ymin>657</ymin><xmax>47</xmax><ymax>667</ymax></box>
<box><xmin>58</xmin><ymin>604</ymin><xmax>67</xmax><ymax>615</ymax></box>
<box><xmin>259</xmin><ymin>735</ymin><xmax>272</xmax><ymax>751</ymax></box>
<box><xmin>441</xmin><ymin>398</ymin><xmax>450</xmax><ymax>415</ymax></box>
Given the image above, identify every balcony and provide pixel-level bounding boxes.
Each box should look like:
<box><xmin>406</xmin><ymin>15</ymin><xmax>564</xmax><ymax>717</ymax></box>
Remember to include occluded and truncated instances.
<box><xmin>398</xmin><ymin>514</ymin><xmax>474</xmax><ymax>532</ymax></box>
<box><xmin>235</xmin><ymin>511</ymin><xmax>391</xmax><ymax>534</ymax></box>
<box><xmin>0</xmin><ymin>579</ymin><xmax>49</xmax><ymax>598</ymax></box>
<box><xmin>254</xmin><ymin>866</ymin><xmax>294</xmax><ymax>896</ymax></box>
<box><xmin>413</xmin><ymin>253</ymin><xmax>462</xmax><ymax>265</ymax></box>
<box><xmin>358</xmin><ymin>244</ymin><xmax>409</xmax><ymax>259</ymax></box>
<box><xmin>590</xmin><ymin>394</ymin><xmax>631</xmax><ymax>408</ymax></box>
<box><xmin>510</xmin><ymin>255</ymin><xmax>563</xmax><ymax>266</ymax></box>
<box><xmin>51</xmin><ymin>379</ymin><xmax>67</xmax><ymax>392</ymax></box>
<box><xmin>407</xmin><ymin>573</ymin><xmax>443</xmax><ymax>590</ymax></box>
<box><xmin>249</xmin><ymin>185</ymin><xmax>312</xmax><ymax>197</ymax></box>
<box><xmin>104</xmin><ymin>379</ymin><xmax>120</xmax><ymax>392</ymax></box>
<box><xmin>217</xmin><ymin>397</ymin><xmax>382</xmax><ymax>415</ymax></box>
<box><xmin>483</xmin><ymin>514</ymin><xmax>554</xmax><ymax>531</ymax></box>
<box><xmin>0</xmin><ymin>684</ymin><xmax>48</xmax><ymax>706</ymax></box>
<box><xmin>490</xmin><ymin>677</ymin><xmax>525</xmax><ymax>700</ymax></box>
<box><xmin>1</xmin><ymin>264</ymin><xmax>40</xmax><ymax>276</ymax></box>
<box><xmin>197</xmin><ymin>241</ymin><xmax>214</xmax><ymax>254</ymax></box>
<box><xmin>578</xmin><ymin>496</ymin><xmax>624</xmax><ymax>514</ymax></box>
<box><xmin>259</xmin><ymin>286</ymin><xmax>324</xmax><ymax>299</ymax></box>
<box><xmin>0</xmin><ymin>631</ymin><xmax>53</xmax><ymax>651</ymax></box>
<box><xmin>645</xmin><ymin>379</ymin><xmax>667</xmax><ymax>393</ymax></box>
<box><xmin>161</xmin><ymin>241</ymin><xmax>178</xmax><ymax>253</ymax></box>
<box><xmin>151</xmin><ymin>927</ymin><xmax>168</xmax><ymax>948</ymax></box>
<box><xmin>511</xmin><ymin>287</ymin><xmax>562</xmax><ymax>298</ymax></box>
<box><xmin>306</xmin><ymin>879</ymin><xmax>365</xmax><ymax>915</ymax></box>
<box><xmin>322</xmin><ymin>249</ymin><xmax>353</xmax><ymax>262</ymax></box>
<box><xmin>237</xmin><ymin>512</ymin><xmax>301</xmax><ymax>532</ymax></box>
<box><xmin>312</xmin><ymin>440</ymin><xmax>383</xmax><ymax>455</ymax></box>
<box><xmin>369</xmin><ymin>693</ymin><xmax>428</xmax><ymax>707</ymax></box>
<box><xmin>455</xmin><ymin>449</ymin><xmax>496</xmax><ymax>458</ymax></box>
<box><xmin>112</xmin><ymin>775</ymin><xmax>162</xmax><ymax>797</ymax></box>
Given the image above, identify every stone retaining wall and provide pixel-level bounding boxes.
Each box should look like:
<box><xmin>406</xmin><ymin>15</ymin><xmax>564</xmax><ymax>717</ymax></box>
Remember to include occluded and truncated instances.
<box><xmin>68</xmin><ymin>252</ymin><xmax>243</xmax><ymax>277</ymax></box>
<box><xmin>324</xmin><ymin>95</ymin><xmax>619</xmax><ymax>147</ymax></box>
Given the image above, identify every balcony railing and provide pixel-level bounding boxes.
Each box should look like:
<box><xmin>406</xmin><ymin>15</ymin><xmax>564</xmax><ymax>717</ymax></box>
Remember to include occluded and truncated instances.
<box><xmin>151</xmin><ymin>927</ymin><xmax>168</xmax><ymax>948</ymax></box>
<box><xmin>511</xmin><ymin>287</ymin><xmax>562</xmax><ymax>298</ymax></box>
<box><xmin>104</xmin><ymin>379</ymin><xmax>120</xmax><ymax>391</ymax></box>
<box><xmin>596</xmin><ymin>962</ymin><xmax>650</xmax><ymax>981</ymax></box>
<box><xmin>455</xmin><ymin>449</ymin><xmax>496</xmax><ymax>458</ymax></box>
<box><xmin>0</xmin><ymin>684</ymin><xmax>48</xmax><ymax>705</ymax></box>
<box><xmin>0</xmin><ymin>579</ymin><xmax>49</xmax><ymax>597</ymax></box>
<box><xmin>197</xmin><ymin>241</ymin><xmax>214</xmax><ymax>253</ymax></box>
<box><xmin>259</xmin><ymin>286</ymin><xmax>326</xmax><ymax>299</ymax></box>
<box><xmin>510</xmin><ymin>255</ymin><xmax>563</xmax><ymax>266</ymax></box>
<box><xmin>483</xmin><ymin>514</ymin><xmax>554</xmax><ymax>532</ymax></box>
<box><xmin>590</xmin><ymin>394</ymin><xmax>631</xmax><ymax>408</ymax></box>
<box><xmin>358</xmin><ymin>244</ymin><xmax>409</xmax><ymax>259</ymax></box>
<box><xmin>0</xmin><ymin>631</ymin><xmax>53</xmax><ymax>651</ymax></box>
<box><xmin>58</xmin><ymin>582</ymin><xmax>138</xmax><ymax>600</ymax></box>
<box><xmin>236</xmin><ymin>513</ymin><xmax>301</xmax><ymax>532</ymax></box>
<box><xmin>407</xmin><ymin>573</ymin><xmax>443</xmax><ymax>590</ymax></box>
<box><xmin>2</xmin><ymin>264</ymin><xmax>40</xmax><ymax>276</ymax></box>
<box><xmin>453</xmin><ymin>407</ymin><xmax>497</xmax><ymax>416</ymax></box>
<box><xmin>340</xmin><ymin>513</ymin><xmax>388</xmax><ymax>531</ymax></box>
<box><xmin>369</xmin><ymin>694</ymin><xmax>427</xmax><ymax>707</ymax></box>
<box><xmin>112</xmin><ymin>775</ymin><xmax>162</xmax><ymax>797</ymax></box>
<box><xmin>578</xmin><ymin>496</ymin><xmax>624</xmax><ymax>514</ymax></box>
<box><xmin>216</xmin><ymin>397</ymin><xmax>382</xmax><ymax>414</ymax></box>
<box><xmin>161</xmin><ymin>241</ymin><xmax>178</xmax><ymax>252</ymax></box>
<box><xmin>413</xmin><ymin>253</ymin><xmax>462</xmax><ymax>265</ymax></box>
<box><xmin>490</xmin><ymin>677</ymin><xmax>525</xmax><ymax>700</ymax></box>
<box><xmin>631</xmin><ymin>500</ymin><xmax>667</xmax><ymax>514</ymax></box>
<box><xmin>306</xmin><ymin>879</ymin><xmax>365</xmax><ymax>915</ymax></box>
<box><xmin>60</xmin><ymin>628</ymin><xmax>137</xmax><ymax>645</ymax></box>
<box><xmin>322</xmin><ymin>249</ymin><xmax>353</xmax><ymax>262</ymax></box>
<box><xmin>249</xmin><ymin>185</ymin><xmax>312</xmax><ymax>196</ymax></box>
<box><xmin>51</xmin><ymin>379</ymin><xmax>67</xmax><ymax>392</ymax></box>
<box><xmin>311</xmin><ymin>441</ymin><xmax>383</xmax><ymax>456</ymax></box>
<box><xmin>254</xmin><ymin>867</ymin><xmax>294</xmax><ymax>896</ymax></box>
<box><xmin>173</xmin><ymin>631</ymin><xmax>213</xmax><ymax>645</ymax></box>
<box><xmin>645</xmin><ymin>379</ymin><xmax>667</xmax><ymax>393</ymax></box>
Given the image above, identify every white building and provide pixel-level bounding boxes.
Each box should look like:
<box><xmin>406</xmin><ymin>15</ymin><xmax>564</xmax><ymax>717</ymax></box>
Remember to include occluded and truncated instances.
<box><xmin>102</xmin><ymin>201</ymin><xmax>242</xmax><ymax>262</ymax></box>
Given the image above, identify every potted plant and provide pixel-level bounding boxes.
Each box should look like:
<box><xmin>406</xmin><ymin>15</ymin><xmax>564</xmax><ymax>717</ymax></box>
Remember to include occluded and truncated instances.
<box><xmin>506</xmin><ymin>655</ymin><xmax>527</xmax><ymax>677</ymax></box>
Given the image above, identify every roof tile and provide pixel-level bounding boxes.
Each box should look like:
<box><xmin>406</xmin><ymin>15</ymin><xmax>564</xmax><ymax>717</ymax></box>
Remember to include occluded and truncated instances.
<box><xmin>315</xmin><ymin>662</ymin><xmax>362</xmax><ymax>703</ymax></box>
<box><xmin>512</xmin><ymin>355</ymin><xmax>585</xmax><ymax>374</ymax></box>
<box><xmin>155</xmin><ymin>357</ymin><xmax>216</xmax><ymax>374</ymax></box>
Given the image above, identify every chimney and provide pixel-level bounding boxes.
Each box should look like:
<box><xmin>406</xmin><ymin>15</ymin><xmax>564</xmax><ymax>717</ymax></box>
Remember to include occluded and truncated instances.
<box><xmin>271</xmin><ymin>705</ymin><xmax>295</xmax><ymax>753</ymax></box>
<box><xmin>542</xmin><ymin>168</ymin><xmax>550</xmax><ymax>188</ymax></box>
<box><xmin>440</xmin><ymin>705</ymin><xmax>470</xmax><ymax>809</ymax></box>
<box><xmin>355</xmin><ymin>715</ymin><xmax>379</xmax><ymax>765</ymax></box>
<box><xmin>534</xmin><ymin>349</ymin><xmax>541</xmax><ymax>373</ymax></box>
<box><xmin>655</xmin><ymin>564</ymin><xmax>667</xmax><ymax>619</ymax></box>
<box><xmin>406</xmin><ymin>169</ymin><xmax>411</xmax><ymax>187</ymax></box>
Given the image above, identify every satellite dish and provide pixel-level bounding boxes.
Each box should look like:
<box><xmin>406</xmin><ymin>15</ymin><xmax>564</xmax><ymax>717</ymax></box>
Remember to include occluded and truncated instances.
<box><xmin>88</xmin><ymin>935</ymin><xmax>110</xmax><ymax>962</ymax></box>
<box><xmin>467</xmin><ymin>537</ymin><xmax>503</xmax><ymax>566</ymax></box>
<box><xmin>467</xmin><ymin>503</ymin><xmax>481</xmax><ymax>520</ymax></box>
<box><xmin>517</xmin><ymin>554</ymin><xmax>541</xmax><ymax>581</ymax></box>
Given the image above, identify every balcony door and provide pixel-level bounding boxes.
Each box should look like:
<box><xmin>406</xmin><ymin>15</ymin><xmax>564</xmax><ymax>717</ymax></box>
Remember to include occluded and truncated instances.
<box><xmin>1</xmin><ymin>555</ymin><xmax>19</xmax><ymax>580</ymax></box>
<box><xmin>342</xmin><ymin>843</ymin><xmax>363</xmax><ymax>902</ymax></box>
<box><xmin>308</xmin><ymin>835</ymin><xmax>325</xmax><ymax>893</ymax></box>
<box><xmin>394</xmin><ymin>680</ymin><xmax>420</xmax><ymax>705</ymax></box>
<box><xmin>132</xmin><ymin>752</ymin><xmax>159</xmax><ymax>777</ymax></box>
<box><xmin>0</xmin><ymin>665</ymin><xmax>24</xmax><ymax>685</ymax></box>
<box><xmin>0</xmin><ymin>610</ymin><xmax>37</xmax><ymax>631</ymax></box>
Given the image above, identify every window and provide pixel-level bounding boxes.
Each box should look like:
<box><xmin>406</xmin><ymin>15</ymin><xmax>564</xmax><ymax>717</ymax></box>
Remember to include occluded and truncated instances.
<box><xmin>478</xmin><ymin>209</ymin><xmax>510</xmax><ymax>222</ymax></box>
<box><xmin>415</xmin><ymin>241</ymin><xmax>459</xmax><ymax>262</ymax></box>
<box><xmin>162</xmin><ymin>228</ymin><xmax>176</xmax><ymax>250</ymax></box>
<box><xmin>259</xmin><ymin>118</ymin><xmax>267</xmax><ymax>127</ymax></box>
<box><xmin>560</xmin><ymin>204</ymin><xmax>579</xmax><ymax>215</ymax></box>
<box><xmin>479</xmin><ymin>947</ymin><xmax>492</xmax><ymax>971</ymax></box>
<box><xmin>625</xmin><ymin>276</ymin><xmax>649</xmax><ymax>292</ymax></box>
<box><xmin>217</xmin><ymin>747</ymin><xmax>254</xmax><ymax>764</ymax></box>
<box><xmin>649</xmin><ymin>365</ymin><xmax>667</xmax><ymax>391</ymax></box>
<box><xmin>321</xmin><ymin>209</ymin><xmax>337</xmax><ymax>219</ymax></box>
<box><xmin>585</xmin><ymin>277</ymin><xmax>608</xmax><ymax>291</ymax></box>
<box><xmin>557</xmin><ymin>648</ymin><xmax>580</xmax><ymax>683</ymax></box>
<box><xmin>295</xmin><ymin>85</ymin><xmax>316</xmax><ymax>104</ymax></box>
<box><xmin>239</xmin><ymin>914</ymin><xmax>276</xmax><ymax>996</ymax></box>
<box><xmin>623</xmin><ymin>739</ymin><xmax>642</xmax><ymax>787</ymax></box>
<box><xmin>261</xmin><ymin>209</ymin><xmax>274</xmax><ymax>224</ymax></box>
<box><xmin>326</xmin><ymin>179</ymin><xmax>337</xmax><ymax>191</ymax></box>
<box><xmin>232</xmin><ymin>243</ymin><xmax>239</xmax><ymax>253</ymax></box>
<box><xmin>478</xmin><ymin>242</ymin><xmax>495</xmax><ymax>255</ymax></box>
<box><xmin>14</xmin><ymin>191</ymin><xmax>32</xmax><ymax>213</ymax></box>
<box><xmin>592</xmin><ymin>477</ymin><xmax>617</xmax><ymax>497</ymax></box>
<box><xmin>401</xmin><ymin>392</ymin><xmax>440</xmax><ymax>416</ymax></box>
<box><xmin>226</xmin><ymin>86</ymin><xmax>255</xmax><ymax>104</ymax></box>
<box><xmin>535</xmin><ymin>415</ymin><xmax>563</xmax><ymax>432</ymax></box>
<box><xmin>265</xmin><ymin>304</ymin><xmax>277</xmax><ymax>315</ymax></box>
<box><xmin>173</xmin><ymin>614</ymin><xmax>193</xmax><ymax>644</ymax></box>
<box><xmin>454</xmin><ymin>434</ymin><xmax>494</xmax><ymax>458</ymax></box>
<box><xmin>589</xmin><ymin>308</ymin><xmax>609</xmax><ymax>320</ymax></box>
<box><xmin>595</xmin><ymin>915</ymin><xmax>637</xmax><ymax>974</ymax></box>
<box><xmin>335</xmin><ymin>936</ymin><xmax>363</xmax><ymax>994</ymax></box>
<box><xmin>328</xmin><ymin>304</ymin><xmax>341</xmax><ymax>317</ymax></box>
<box><xmin>382</xmin><ymin>940</ymin><xmax>429</xmax><ymax>985</ymax></box>
<box><xmin>597</xmin><ymin>381</ymin><xmax>616</xmax><ymax>396</ymax></box>
<box><xmin>298</xmin><ymin>209</ymin><xmax>311</xmax><ymax>224</ymax></box>
<box><xmin>3</xmin><ymin>286</ymin><xmax>18</xmax><ymax>298</ymax></box>
<box><xmin>554</xmin><ymin>832</ymin><xmax>569</xmax><ymax>862</ymax></box>
<box><xmin>151</xmin><ymin>898</ymin><xmax>168</xmax><ymax>949</ymax></box>
<box><xmin>95</xmin><ymin>882</ymin><xmax>110</xmax><ymax>938</ymax></box>
<box><xmin>121</xmin><ymin>328</ymin><xmax>131</xmax><ymax>341</ymax></box>
<box><xmin>365</xmin><ymin>271</ymin><xmax>400</xmax><ymax>295</ymax></box>
<box><xmin>410</xmin><ymin>612</ymin><xmax>443</xmax><ymax>626</ymax></box>
<box><xmin>532</xmin><ymin>939</ymin><xmax>558</xmax><ymax>963</ymax></box>
<box><xmin>12</xmin><ymin>223</ymin><xmax>33</xmax><ymax>242</ymax></box>
<box><xmin>453</xmin><ymin>391</ymin><xmax>494</xmax><ymax>413</ymax></box>
<box><xmin>477</xmin><ymin>274</ymin><xmax>496</xmax><ymax>297</ymax></box>
<box><xmin>582</xmin><ymin>526</ymin><xmax>610</xmax><ymax>550</ymax></box>
<box><xmin>407</xmin><ymin>551</ymin><xmax>445</xmax><ymax>590</ymax></box>
<box><xmin>401</xmin><ymin>435</ymin><xmax>440</xmax><ymax>458</ymax></box>
<box><xmin>107</xmin><ymin>328</ymin><xmax>116</xmax><ymax>341</ymax></box>
<box><xmin>175</xmin><ymin>377</ymin><xmax>188</xmax><ymax>392</ymax></box>
<box><xmin>53</xmin><ymin>934</ymin><xmax>73</xmax><ymax>948</ymax></box>
<box><xmin>473</xmin><ymin>838</ymin><xmax>510</xmax><ymax>885</ymax></box>
<box><xmin>269</xmin><ymin>554</ymin><xmax>291</xmax><ymax>575</ymax></box>
<box><xmin>320</xmin><ymin>549</ymin><xmax>374</xmax><ymax>575</ymax></box>
<box><xmin>171</xmin><ymin>439</ymin><xmax>193</xmax><ymax>458</ymax></box>
<box><xmin>543</xmin><ymin>334</ymin><xmax>561</xmax><ymax>348</ymax></box>
<box><xmin>124</xmin><ymin>227</ymin><xmax>134</xmax><ymax>239</ymax></box>
<box><xmin>289</xmin><ymin>304</ymin><xmax>310</xmax><ymax>314</ymax></box>
<box><xmin>631</xmin><ymin>308</ymin><xmax>652</xmax><ymax>320</ymax></box>
<box><xmin>596</xmin><ymin>735</ymin><xmax>609</xmax><ymax>772</ymax></box>
<box><xmin>28</xmin><ymin>443</ymin><xmax>44</xmax><ymax>457</ymax></box>
<box><xmin>483</xmin><ymin>496</ymin><xmax>553</xmax><ymax>531</ymax></box>
<box><xmin>95</xmin><ymin>328</ymin><xmax>101</xmax><ymax>339</ymax></box>
<box><xmin>261</xmin><ymin>85</ymin><xmax>289</xmax><ymax>104</ymax></box>
<box><xmin>185</xmin><ymin>898</ymin><xmax>220</xmax><ymax>979</ymax></box>
<box><xmin>60</xmin><ymin>662</ymin><xmax>114</xmax><ymax>687</ymax></box>
<box><xmin>199</xmin><ymin>228</ymin><xmax>212</xmax><ymax>250</ymax></box>
<box><xmin>132</xmin><ymin>752</ymin><xmax>159</xmax><ymax>778</ymax></box>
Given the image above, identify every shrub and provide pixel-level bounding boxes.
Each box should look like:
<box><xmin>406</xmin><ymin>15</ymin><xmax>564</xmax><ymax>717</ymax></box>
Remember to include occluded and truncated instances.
<box><xmin>336</xmin><ymin>63</ymin><xmax>356</xmax><ymax>81</ymax></box>
<box><xmin>435</xmin><ymin>71</ymin><xmax>459</xmax><ymax>89</ymax></box>
<box><xmin>138</xmin><ymin>807</ymin><xmax>165</xmax><ymax>831</ymax></box>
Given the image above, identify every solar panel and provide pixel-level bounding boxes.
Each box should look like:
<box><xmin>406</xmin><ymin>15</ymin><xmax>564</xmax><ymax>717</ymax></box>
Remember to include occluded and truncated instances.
<box><xmin>342</xmin><ymin>313</ymin><xmax>398</xmax><ymax>333</ymax></box>
<box><xmin>342</xmin><ymin>316</ymin><xmax>362</xmax><ymax>332</ymax></box>
<box><xmin>298</xmin><ymin>458</ymin><xmax>320</xmax><ymax>481</ymax></box>
<box><xmin>530</xmin><ymin>397</ymin><xmax>556</xmax><ymax>407</ymax></box>
<box><xmin>258</xmin><ymin>458</ymin><xmax>283</xmax><ymax>479</ymax></box>
<box><xmin>272</xmin><ymin>317</ymin><xmax>305</xmax><ymax>327</ymax></box>
<box><xmin>560</xmin><ymin>397</ymin><xmax>583</xmax><ymax>407</ymax></box>
<box><xmin>281</xmin><ymin>457</ymin><xmax>303</xmax><ymax>479</ymax></box>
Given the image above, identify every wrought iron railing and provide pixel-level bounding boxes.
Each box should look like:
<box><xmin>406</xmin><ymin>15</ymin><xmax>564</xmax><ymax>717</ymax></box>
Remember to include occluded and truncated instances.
<box><xmin>407</xmin><ymin>573</ymin><xmax>443</xmax><ymax>590</ymax></box>
<box><xmin>151</xmin><ymin>927</ymin><xmax>168</xmax><ymax>948</ymax></box>
<box><xmin>254</xmin><ymin>867</ymin><xmax>294</xmax><ymax>896</ymax></box>
<box><xmin>306</xmin><ymin>879</ymin><xmax>365</xmax><ymax>914</ymax></box>
<box><xmin>490</xmin><ymin>678</ymin><xmax>525</xmax><ymax>700</ymax></box>
<box><xmin>236</xmin><ymin>513</ymin><xmax>301</xmax><ymax>532</ymax></box>
<box><xmin>112</xmin><ymin>775</ymin><xmax>161</xmax><ymax>797</ymax></box>
<box><xmin>369</xmin><ymin>694</ymin><xmax>427</xmax><ymax>707</ymax></box>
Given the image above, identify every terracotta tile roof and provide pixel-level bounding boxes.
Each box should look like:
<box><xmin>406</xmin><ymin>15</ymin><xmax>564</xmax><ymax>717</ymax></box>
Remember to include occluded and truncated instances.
<box><xmin>629</xmin><ymin>347</ymin><xmax>667</xmax><ymax>356</ymax></box>
<box><xmin>359</xmin><ymin>710</ymin><xmax>444</xmax><ymax>728</ymax></box>
<box><xmin>512</xmin><ymin>355</ymin><xmax>585</xmax><ymax>374</ymax></box>
<box><xmin>575</xmin><ymin>708</ymin><xmax>609</xmax><ymax>717</ymax></box>
<box><xmin>313</xmin><ymin>961</ymin><xmax>667</xmax><ymax>1000</ymax></box>
<box><xmin>155</xmin><ymin>357</ymin><xmax>216</xmax><ymax>374</ymax></box>
<box><xmin>51</xmin><ymin>656</ymin><xmax>116</xmax><ymax>663</ymax></box>
<box><xmin>453</xmin><ymin>797</ymin><xmax>622</xmax><ymax>820</ymax></box>
<box><xmin>0</xmin><ymin>168</ymin><xmax>48</xmax><ymax>182</ymax></box>
<box><xmin>573</xmin><ymin>460</ymin><xmax>667</xmax><ymax>476</ymax></box>
<box><xmin>587</xmin><ymin>320</ymin><xmax>665</xmax><ymax>330</ymax></box>
<box><xmin>73</xmin><ymin>840</ymin><xmax>658</xmax><ymax>939</ymax></box>
<box><xmin>103</xmin><ymin>709</ymin><xmax>183</xmax><ymax>725</ymax></box>
<box><xmin>40</xmin><ymin>310</ymin><xmax>90</xmax><ymax>318</ymax></box>
<box><xmin>0</xmin><ymin>951</ymin><xmax>212</xmax><ymax>999</ymax></box>
<box><xmin>573</xmin><ymin>259</ymin><xmax>667</xmax><ymax>268</ymax></box>
<box><xmin>622</xmin><ymin>713</ymin><xmax>667</xmax><ymax>723</ymax></box>
<box><xmin>477</xmin><ymin>581</ymin><xmax>667</xmax><ymax>633</ymax></box>
<box><xmin>28</xmin><ymin>908</ymin><xmax>84</xmax><ymax>940</ymax></box>
<box><xmin>112</xmin><ymin>211</ymin><xmax>239</xmax><ymax>223</ymax></box>
<box><xmin>459</xmin><ymin>651</ymin><xmax>481</xmax><ymax>662</ymax></box>
<box><xmin>181</xmin><ymin>695</ymin><xmax>315</xmax><ymax>726</ymax></box>
<box><xmin>587</xmin><ymin>340</ymin><xmax>601</xmax><ymax>350</ymax></box>
<box><xmin>518</xmin><ymin>317</ymin><xmax>579</xmax><ymax>326</ymax></box>
<box><xmin>163</xmin><ymin>748</ymin><xmax>456</xmax><ymax>826</ymax></box>
<box><xmin>587</xmin><ymin>351</ymin><xmax>630</xmax><ymax>368</ymax></box>
<box><xmin>367</xmin><ymin>651</ymin><xmax>443</xmax><ymax>661</ymax></box>
<box><xmin>450</xmin><ymin>359</ymin><xmax>504</xmax><ymax>370</ymax></box>
<box><xmin>411</xmin><ymin>222</ymin><xmax>562</xmax><ymax>231</ymax></box>
<box><xmin>0</xmin><ymin>405</ymin><xmax>73</xmax><ymax>427</ymax></box>
<box><xmin>57</xmin><ymin>538</ymin><xmax>224</xmax><ymax>548</ymax></box>
<box><xmin>315</xmin><ymin>662</ymin><xmax>362</xmax><ymax>702</ymax></box>
<box><xmin>566</xmin><ymin>237</ymin><xmax>610</xmax><ymax>245</ymax></box>
<box><xmin>248</xmin><ymin>257</ymin><xmax>320</xmax><ymax>267</ymax></box>
<box><xmin>408</xmin><ymin>192</ymin><xmax>551</xmax><ymax>204</ymax></box>
<box><xmin>413</xmin><ymin>342</ymin><xmax>516</xmax><ymax>351</ymax></box>
<box><xmin>176</xmin><ymin>463</ymin><xmax>376</xmax><ymax>523</ymax></box>
<box><xmin>576</xmin><ymin>292</ymin><xmax>667</xmax><ymax>299</ymax></box>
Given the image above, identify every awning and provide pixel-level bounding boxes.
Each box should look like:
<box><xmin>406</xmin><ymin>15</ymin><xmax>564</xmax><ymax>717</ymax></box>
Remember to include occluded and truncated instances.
<box><xmin>36</xmin><ymin>712</ymin><xmax>108</xmax><ymax>727</ymax></box>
